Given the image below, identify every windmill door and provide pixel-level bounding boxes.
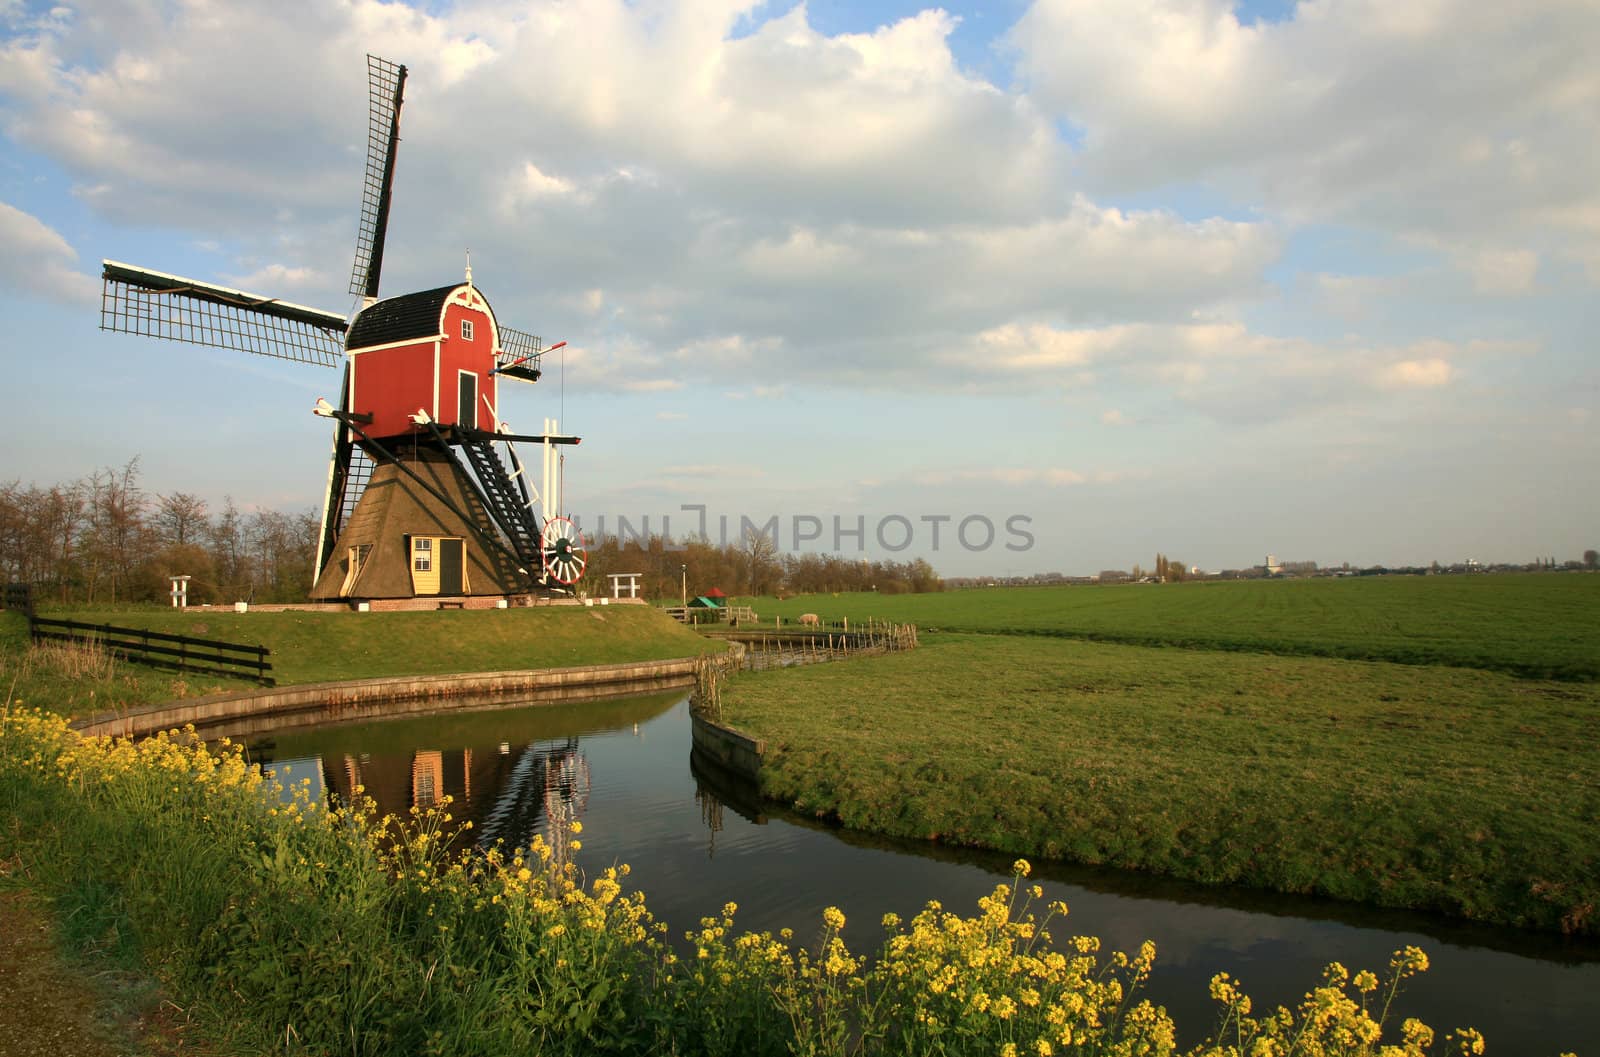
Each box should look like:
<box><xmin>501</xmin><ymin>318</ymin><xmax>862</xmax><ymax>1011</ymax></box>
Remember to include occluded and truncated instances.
<box><xmin>458</xmin><ymin>372</ymin><xmax>477</xmax><ymax>429</ymax></box>
<box><xmin>439</xmin><ymin>538</ymin><xmax>465</xmax><ymax>595</ymax></box>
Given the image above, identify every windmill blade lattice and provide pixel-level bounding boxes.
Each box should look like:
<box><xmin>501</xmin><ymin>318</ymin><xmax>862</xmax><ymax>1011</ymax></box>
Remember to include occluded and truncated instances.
<box><xmin>350</xmin><ymin>54</ymin><xmax>407</xmax><ymax>299</ymax></box>
<box><xmin>100</xmin><ymin>261</ymin><xmax>346</xmax><ymax>367</ymax></box>
<box><xmin>494</xmin><ymin>326</ymin><xmax>549</xmax><ymax>382</ymax></box>
<box><xmin>497</xmin><ymin>326</ymin><xmax>545</xmax><ymax>373</ymax></box>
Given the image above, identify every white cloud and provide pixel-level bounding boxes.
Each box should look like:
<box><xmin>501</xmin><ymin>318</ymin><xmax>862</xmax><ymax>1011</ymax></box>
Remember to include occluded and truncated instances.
<box><xmin>1462</xmin><ymin>248</ymin><xmax>1539</xmax><ymax>296</ymax></box>
<box><xmin>976</xmin><ymin>322</ymin><xmax>1122</xmax><ymax>369</ymax></box>
<box><xmin>1306</xmin><ymin>272</ymin><xmax>1408</xmax><ymax>320</ymax></box>
<box><xmin>959</xmin><ymin>319</ymin><xmax>1515</xmax><ymax>421</ymax></box>
<box><xmin>1011</xmin><ymin>0</ymin><xmax>1600</xmax><ymax>275</ymax></box>
<box><xmin>1376</xmin><ymin>358</ymin><xmax>1453</xmax><ymax>389</ymax></box>
<box><xmin>504</xmin><ymin>162</ymin><xmax>582</xmax><ymax>209</ymax></box>
<box><xmin>915</xmin><ymin>466</ymin><xmax>1099</xmax><ymax>488</ymax></box>
<box><xmin>222</xmin><ymin>263</ymin><xmax>329</xmax><ymax>297</ymax></box>
<box><xmin>621</xmin><ymin>377</ymin><xmax>682</xmax><ymax>393</ymax></box>
<box><xmin>0</xmin><ymin>1</ymin><xmax>1282</xmax><ymax>403</ymax></box>
<box><xmin>660</xmin><ymin>464</ymin><xmax>767</xmax><ymax>479</ymax></box>
<box><xmin>671</xmin><ymin>334</ymin><xmax>781</xmax><ymax>368</ymax></box>
<box><xmin>556</xmin><ymin>339</ymin><xmax>683</xmax><ymax>394</ymax></box>
<box><xmin>0</xmin><ymin>199</ymin><xmax>96</xmax><ymax>304</ymax></box>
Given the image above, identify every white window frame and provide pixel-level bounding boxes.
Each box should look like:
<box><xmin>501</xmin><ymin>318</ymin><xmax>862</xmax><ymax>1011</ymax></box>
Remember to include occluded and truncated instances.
<box><xmin>461</xmin><ymin>319</ymin><xmax>474</xmax><ymax>341</ymax></box>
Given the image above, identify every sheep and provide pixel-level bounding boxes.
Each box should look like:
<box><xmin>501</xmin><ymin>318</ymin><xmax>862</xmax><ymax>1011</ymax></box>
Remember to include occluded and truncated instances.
<box><xmin>799</xmin><ymin>612</ymin><xmax>821</xmax><ymax>627</ymax></box>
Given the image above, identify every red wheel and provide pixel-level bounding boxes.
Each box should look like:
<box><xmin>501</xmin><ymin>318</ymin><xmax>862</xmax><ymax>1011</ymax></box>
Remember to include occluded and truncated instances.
<box><xmin>541</xmin><ymin>516</ymin><xmax>588</xmax><ymax>585</ymax></box>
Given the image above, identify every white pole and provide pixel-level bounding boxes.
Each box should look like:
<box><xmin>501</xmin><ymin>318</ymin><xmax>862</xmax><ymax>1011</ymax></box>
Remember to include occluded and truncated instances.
<box><xmin>551</xmin><ymin>417</ymin><xmax>562</xmax><ymax>517</ymax></box>
<box><xmin>541</xmin><ymin>416</ymin><xmax>553</xmax><ymax>523</ymax></box>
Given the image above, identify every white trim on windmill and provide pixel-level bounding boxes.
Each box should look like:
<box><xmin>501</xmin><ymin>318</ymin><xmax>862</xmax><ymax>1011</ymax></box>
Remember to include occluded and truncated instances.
<box><xmin>347</xmin><ymin>334</ymin><xmax>447</xmax><ymax>356</ymax></box>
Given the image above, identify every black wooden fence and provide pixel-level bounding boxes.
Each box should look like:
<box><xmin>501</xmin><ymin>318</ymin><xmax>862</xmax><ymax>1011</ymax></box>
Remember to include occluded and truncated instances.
<box><xmin>30</xmin><ymin>617</ymin><xmax>274</xmax><ymax>686</ymax></box>
<box><xmin>2</xmin><ymin>582</ymin><xmax>34</xmax><ymax>618</ymax></box>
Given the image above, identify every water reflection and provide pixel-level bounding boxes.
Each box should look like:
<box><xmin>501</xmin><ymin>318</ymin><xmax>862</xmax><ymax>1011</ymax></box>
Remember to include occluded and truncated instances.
<box><xmin>243</xmin><ymin>692</ymin><xmax>1600</xmax><ymax>1052</ymax></box>
<box><xmin>252</xmin><ymin>691</ymin><xmax>681</xmax><ymax>872</ymax></box>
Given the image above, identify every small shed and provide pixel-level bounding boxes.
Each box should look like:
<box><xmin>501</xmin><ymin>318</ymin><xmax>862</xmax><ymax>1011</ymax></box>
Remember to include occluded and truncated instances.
<box><xmin>685</xmin><ymin>595</ymin><xmax>723</xmax><ymax>624</ymax></box>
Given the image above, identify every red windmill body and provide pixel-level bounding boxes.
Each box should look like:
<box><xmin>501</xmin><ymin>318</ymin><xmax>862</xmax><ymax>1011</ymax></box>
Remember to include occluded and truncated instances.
<box><xmin>98</xmin><ymin>56</ymin><xmax>588</xmax><ymax>606</ymax></box>
<box><xmin>348</xmin><ymin>282</ymin><xmax>502</xmax><ymax>440</ymax></box>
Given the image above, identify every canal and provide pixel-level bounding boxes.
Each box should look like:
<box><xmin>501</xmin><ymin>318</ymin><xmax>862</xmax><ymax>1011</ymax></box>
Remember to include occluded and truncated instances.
<box><xmin>242</xmin><ymin>689</ymin><xmax>1599</xmax><ymax>1052</ymax></box>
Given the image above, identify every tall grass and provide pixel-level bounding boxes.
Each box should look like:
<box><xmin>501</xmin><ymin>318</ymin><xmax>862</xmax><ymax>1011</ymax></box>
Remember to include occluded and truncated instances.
<box><xmin>14</xmin><ymin>637</ymin><xmax>119</xmax><ymax>681</ymax></box>
<box><xmin>0</xmin><ymin>623</ymin><xmax>234</xmax><ymax>718</ymax></box>
<box><xmin>0</xmin><ymin>708</ymin><xmax>1501</xmax><ymax>1057</ymax></box>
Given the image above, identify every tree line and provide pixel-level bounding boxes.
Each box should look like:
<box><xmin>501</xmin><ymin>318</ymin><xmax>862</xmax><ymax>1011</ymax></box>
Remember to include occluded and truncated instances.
<box><xmin>1</xmin><ymin>460</ymin><xmax>318</xmax><ymax>606</ymax></box>
<box><xmin>1</xmin><ymin>463</ymin><xmax>943</xmax><ymax>606</ymax></box>
<box><xmin>581</xmin><ymin>530</ymin><xmax>943</xmax><ymax>602</ymax></box>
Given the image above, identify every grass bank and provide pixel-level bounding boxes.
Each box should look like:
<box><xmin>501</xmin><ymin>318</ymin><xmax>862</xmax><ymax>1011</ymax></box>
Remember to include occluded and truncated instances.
<box><xmin>0</xmin><ymin>707</ymin><xmax>1493</xmax><ymax>1057</ymax></box>
<box><xmin>720</xmin><ymin>634</ymin><xmax>1600</xmax><ymax>935</ymax></box>
<box><xmin>737</xmin><ymin>574</ymin><xmax>1600</xmax><ymax>680</ymax></box>
<box><xmin>2</xmin><ymin>606</ymin><xmax>712</xmax><ymax>718</ymax></box>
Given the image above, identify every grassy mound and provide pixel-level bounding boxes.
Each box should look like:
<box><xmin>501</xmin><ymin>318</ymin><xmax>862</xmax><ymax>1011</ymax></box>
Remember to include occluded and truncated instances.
<box><xmin>3</xmin><ymin>606</ymin><xmax>712</xmax><ymax>718</ymax></box>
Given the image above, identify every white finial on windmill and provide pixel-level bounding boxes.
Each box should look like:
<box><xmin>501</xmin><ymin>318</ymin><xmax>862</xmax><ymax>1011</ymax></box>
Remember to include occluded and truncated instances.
<box><xmin>465</xmin><ymin>248</ymin><xmax>473</xmax><ymax>290</ymax></box>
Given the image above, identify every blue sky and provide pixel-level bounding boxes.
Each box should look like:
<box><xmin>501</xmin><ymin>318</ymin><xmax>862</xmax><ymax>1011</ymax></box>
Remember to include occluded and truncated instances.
<box><xmin>1</xmin><ymin>0</ymin><xmax>1596</xmax><ymax>576</ymax></box>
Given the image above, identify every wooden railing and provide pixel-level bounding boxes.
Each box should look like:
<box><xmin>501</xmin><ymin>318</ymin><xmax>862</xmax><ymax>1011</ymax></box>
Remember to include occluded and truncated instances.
<box><xmin>30</xmin><ymin>617</ymin><xmax>274</xmax><ymax>686</ymax></box>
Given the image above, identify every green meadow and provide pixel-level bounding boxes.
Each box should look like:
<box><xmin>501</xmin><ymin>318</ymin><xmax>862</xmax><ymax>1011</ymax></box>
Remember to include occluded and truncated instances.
<box><xmin>739</xmin><ymin>573</ymin><xmax>1600</xmax><ymax>680</ymax></box>
<box><xmin>720</xmin><ymin>575</ymin><xmax>1600</xmax><ymax>932</ymax></box>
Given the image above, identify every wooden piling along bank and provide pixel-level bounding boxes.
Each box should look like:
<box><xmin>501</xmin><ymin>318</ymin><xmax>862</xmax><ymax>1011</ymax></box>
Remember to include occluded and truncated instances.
<box><xmin>699</xmin><ymin>619</ymin><xmax>918</xmax><ymax>660</ymax></box>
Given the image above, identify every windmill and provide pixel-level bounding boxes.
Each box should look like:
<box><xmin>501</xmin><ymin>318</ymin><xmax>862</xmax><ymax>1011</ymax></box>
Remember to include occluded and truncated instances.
<box><xmin>99</xmin><ymin>56</ymin><xmax>588</xmax><ymax>605</ymax></box>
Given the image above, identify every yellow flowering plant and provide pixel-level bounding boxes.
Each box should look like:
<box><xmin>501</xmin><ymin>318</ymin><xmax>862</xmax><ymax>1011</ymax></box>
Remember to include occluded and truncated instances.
<box><xmin>0</xmin><ymin>708</ymin><xmax>1519</xmax><ymax>1057</ymax></box>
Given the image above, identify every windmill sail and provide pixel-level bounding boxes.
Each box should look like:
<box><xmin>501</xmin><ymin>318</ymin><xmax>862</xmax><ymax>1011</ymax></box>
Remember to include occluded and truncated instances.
<box><xmin>100</xmin><ymin>260</ymin><xmax>347</xmax><ymax>367</ymax></box>
<box><xmin>349</xmin><ymin>54</ymin><xmax>408</xmax><ymax>300</ymax></box>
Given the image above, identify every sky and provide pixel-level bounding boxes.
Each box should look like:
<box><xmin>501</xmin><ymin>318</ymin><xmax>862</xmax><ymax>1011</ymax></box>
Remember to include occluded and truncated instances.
<box><xmin>1</xmin><ymin>0</ymin><xmax>1595</xmax><ymax>577</ymax></box>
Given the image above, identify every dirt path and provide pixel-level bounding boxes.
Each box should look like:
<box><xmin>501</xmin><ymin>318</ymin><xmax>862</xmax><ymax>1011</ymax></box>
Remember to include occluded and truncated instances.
<box><xmin>0</xmin><ymin>884</ymin><xmax>204</xmax><ymax>1057</ymax></box>
<box><xmin>0</xmin><ymin>887</ymin><xmax>130</xmax><ymax>1057</ymax></box>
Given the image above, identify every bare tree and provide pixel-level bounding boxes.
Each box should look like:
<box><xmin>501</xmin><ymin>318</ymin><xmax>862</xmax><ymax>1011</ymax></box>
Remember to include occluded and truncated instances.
<box><xmin>155</xmin><ymin>491</ymin><xmax>210</xmax><ymax>546</ymax></box>
<box><xmin>740</xmin><ymin>523</ymin><xmax>781</xmax><ymax>596</ymax></box>
<box><xmin>83</xmin><ymin>458</ymin><xmax>148</xmax><ymax>603</ymax></box>
<box><xmin>208</xmin><ymin>497</ymin><xmax>245</xmax><ymax>598</ymax></box>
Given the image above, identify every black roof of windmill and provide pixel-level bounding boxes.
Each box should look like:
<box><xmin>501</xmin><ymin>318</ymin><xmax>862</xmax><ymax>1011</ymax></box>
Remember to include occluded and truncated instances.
<box><xmin>98</xmin><ymin>55</ymin><xmax>588</xmax><ymax>596</ymax></box>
